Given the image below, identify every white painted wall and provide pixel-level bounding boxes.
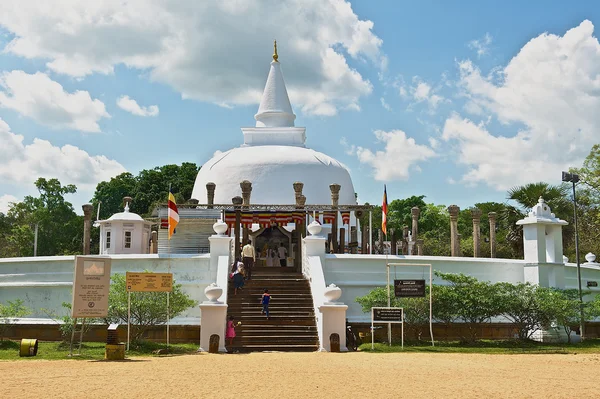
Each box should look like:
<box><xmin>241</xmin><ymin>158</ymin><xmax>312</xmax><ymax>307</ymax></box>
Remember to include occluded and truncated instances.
<box><xmin>0</xmin><ymin>254</ymin><xmax>212</xmax><ymax>325</ymax></box>
<box><xmin>321</xmin><ymin>254</ymin><xmax>600</xmax><ymax>322</ymax></box>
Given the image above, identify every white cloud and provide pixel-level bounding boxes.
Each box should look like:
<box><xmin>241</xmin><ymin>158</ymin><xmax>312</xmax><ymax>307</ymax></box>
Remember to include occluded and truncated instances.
<box><xmin>468</xmin><ymin>33</ymin><xmax>493</xmax><ymax>58</ymax></box>
<box><xmin>0</xmin><ymin>118</ymin><xmax>126</xmax><ymax>189</ymax></box>
<box><xmin>444</xmin><ymin>20</ymin><xmax>600</xmax><ymax>190</ymax></box>
<box><xmin>0</xmin><ymin>194</ymin><xmax>18</xmax><ymax>214</ymax></box>
<box><xmin>355</xmin><ymin>130</ymin><xmax>437</xmax><ymax>181</ymax></box>
<box><xmin>380</xmin><ymin>97</ymin><xmax>391</xmax><ymax>111</ymax></box>
<box><xmin>117</xmin><ymin>95</ymin><xmax>159</xmax><ymax>117</ymax></box>
<box><xmin>411</xmin><ymin>80</ymin><xmax>445</xmax><ymax>111</ymax></box>
<box><xmin>0</xmin><ymin>71</ymin><xmax>109</xmax><ymax>132</ymax></box>
<box><xmin>0</xmin><ymin>0</ymin><xmax>385</xmax><ymax>116</ymax></box>
<box><xmin>340</xmin><ymin>137</ymin><xmax>356</xmax><ymax>155</ymax></box>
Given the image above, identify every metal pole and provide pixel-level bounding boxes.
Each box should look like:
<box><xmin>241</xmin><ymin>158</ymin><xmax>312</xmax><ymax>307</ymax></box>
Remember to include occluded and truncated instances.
<box><xmin>371</xmin><ymin>308</ymin><xmax>374</xmax><ymax>351</ymax></box>
<box><xmin>369</xmin><ymin>211</ymin><xmax>372</xmax><ymax>255</ymax></box>
<box><xmin>33</xmin><ymin>223</ymin><xmax>38</xmax><ymax>257</ymax></box>
<box><xmin>387</xmin><ymin>261</ymin><xmax>391</xmax><ymax>346</ymax></box>
<box><xmin>167</xmin><ymin>292</ymin><xmax>170</xmax><ymax>348</ymax></box>
<box><xmin>127</xmin><ymin>292</ymin><xmax>131</xmax><ymax>351</ymax></box>
<box><xmin>573</xmin><ymin>181</ymin><xmax>585</xmax><ymax>340</ymax></box>
<box><xmin>429</xmin><ymin>264</ymin><xmax>434</xmax><ymax>346</ymax></box>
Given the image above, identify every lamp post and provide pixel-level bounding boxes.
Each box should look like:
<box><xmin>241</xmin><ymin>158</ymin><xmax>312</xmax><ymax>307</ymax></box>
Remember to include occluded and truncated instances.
<box><xmin>562</xmin><ymin>171</ymin><xmax>585</xmax><ymax>340</ymax></box>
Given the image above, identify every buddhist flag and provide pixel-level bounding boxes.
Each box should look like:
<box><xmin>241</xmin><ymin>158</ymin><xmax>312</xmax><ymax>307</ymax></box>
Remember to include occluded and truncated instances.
<box><xmin>382</xmin><ymin>185</ymin><xmax>388</xmax><ymax>237</ymax></box>
<box><xmin>168</xmin><ymin>191</ymin><xmax>179</xmax><ymax>239</ymax></box>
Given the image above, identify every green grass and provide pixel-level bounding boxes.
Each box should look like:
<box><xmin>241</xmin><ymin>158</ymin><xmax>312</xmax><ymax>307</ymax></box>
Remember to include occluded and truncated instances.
<box><xmin>358</xmin><ymin>339</ymin><xmax>600</xmax><ymax>354</ymax></box>
<box><xmin>0</xmin><ymin>340</ymin><xmax>199</xmax><ymax>361</ymax></box>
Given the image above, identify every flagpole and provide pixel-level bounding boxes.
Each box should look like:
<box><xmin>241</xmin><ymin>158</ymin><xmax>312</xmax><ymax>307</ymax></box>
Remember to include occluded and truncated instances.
<box><xmin>382</xmin><ymin>185</ymin><xmax>391</xmax><ymax>346</ymax></box>
<box><xmin>167</xmin><ymin>184</ymin><xmax>171</xmax><ymax>349</ymax></box>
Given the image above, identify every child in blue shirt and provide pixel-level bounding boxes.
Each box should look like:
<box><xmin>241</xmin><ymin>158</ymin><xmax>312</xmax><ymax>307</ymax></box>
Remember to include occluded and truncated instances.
<box><xmin>261</xmin><ymin>289</ymin><xmax>271</xmax><ymax>319</ymax></box>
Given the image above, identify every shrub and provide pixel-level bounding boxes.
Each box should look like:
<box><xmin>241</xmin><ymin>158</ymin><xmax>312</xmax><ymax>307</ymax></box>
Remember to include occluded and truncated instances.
<box><xmin>0</xmin><ymin>299</ymin><xmax>31</xmax><ymax>340</ymax></box>
<box><xmin>104</xmin><ymin>273</ymin><xmax>198</xmax><ymax>341</ymax></box>
<box><xmin>434</xmin><ymin>272</ymin><xmax>503</xmax><ymax>343</ymax></box>
<box><xmin>356</xmin><ymin>286</ymin><xmax>432</xmax><ymax>341</ymax></box>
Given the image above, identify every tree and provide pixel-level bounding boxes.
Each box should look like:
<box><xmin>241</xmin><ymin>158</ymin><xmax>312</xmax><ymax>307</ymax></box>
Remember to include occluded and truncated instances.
<box><xmin>507</xmin><ymin>182</ymin><xmax>570</xmax><ymax>214</ymax></box>
<box><xmin>495</xmin><ymin>282</ymin><xmax>556</xmax><ymax>340</ymax></box>
<box><xmin>4</xmin><ymin>178</ymin><xmax>82</xmax><ymax>257</ymax></box>
<box><xmin>434</xmin><ymin>272</ymin><xmax>503</xmax><ymax>342</ymax></box>
<box><xmin>104</xmin><ymin>273</ymin><xmax>198</xmax><ymax>341</ymax></box>
<box><xmin>387</xmin><ymin>195</ymin><xmax>427</xmax><ymax>234</ymax></box>
<box><xmin>355</xmin><ymin>286</ymin><xmax>432</xmax><ymax>341</ymax></box>
<box><xmin>91</xmin><ymin>163</ymin><xmax>200</xmax><ymax>218</ymax></box>
<box><xmin>91</xmin><ymin>172</ymin><xmax>137</xmax><ymax>219</ymax></box>
<box><xmin>573</xmin><ymin>144</ymin><xmax>600</xmax><ymax>196</ymax></box>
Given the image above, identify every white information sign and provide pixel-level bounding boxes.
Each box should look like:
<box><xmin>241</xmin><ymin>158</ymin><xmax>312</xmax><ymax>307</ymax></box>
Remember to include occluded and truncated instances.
<box><xmin>72</xmin><ymin>256</ymin><xmax>112</xmax><ymax>318</ymax></box>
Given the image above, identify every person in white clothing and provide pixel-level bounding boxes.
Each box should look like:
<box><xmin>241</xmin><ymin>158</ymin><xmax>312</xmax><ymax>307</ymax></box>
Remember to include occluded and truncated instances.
<box><xmin>242</xmin><ymin>240</ymin><xmax>255</xmax><ymax>280</ymax></box>
<box><xmin>277</xmin><ymin>243</ymin><xmax>287</xmax><ymax>267</ymax></box>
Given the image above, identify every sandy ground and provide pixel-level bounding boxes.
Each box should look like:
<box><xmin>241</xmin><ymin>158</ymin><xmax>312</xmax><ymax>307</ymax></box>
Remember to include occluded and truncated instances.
<box><xmin>2</xmin><ymin>351</ymin><xmax>599</xmax><ymax>398</ymax></box>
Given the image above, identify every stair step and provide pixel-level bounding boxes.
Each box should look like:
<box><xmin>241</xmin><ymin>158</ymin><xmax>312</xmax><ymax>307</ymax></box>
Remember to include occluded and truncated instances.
<box><xmin>226</xmin><ymin>344</ymin><xmax>319</xmax><ymax>352</ymax></box>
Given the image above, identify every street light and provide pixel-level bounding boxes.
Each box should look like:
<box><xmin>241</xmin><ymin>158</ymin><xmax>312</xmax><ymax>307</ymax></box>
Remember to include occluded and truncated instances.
<box><xmin>562</xmin><ymin>171</ymin><xmax>585</xmax><ymax>340</ymax></box>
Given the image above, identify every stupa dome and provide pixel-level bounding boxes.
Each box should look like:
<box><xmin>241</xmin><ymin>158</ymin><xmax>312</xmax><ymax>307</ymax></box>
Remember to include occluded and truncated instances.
<box><xmin>191</xmin><ymin>42</ymin><xmax>356</xmax><ymax>205</ymax></box>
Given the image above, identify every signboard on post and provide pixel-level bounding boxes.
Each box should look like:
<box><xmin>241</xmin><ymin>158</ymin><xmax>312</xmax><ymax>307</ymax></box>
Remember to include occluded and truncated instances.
<box><xmin>372</xmin><ymin>307</ymin><xmax>404</xmax><ymax>323</ymax></box>
<box><xmin>394</xmin><ymin>279</ymin><xmax>426</xmax><ymax>297</ymax></box>
<box><xmin>124</xmin><ymin>272</ymin><xmax>173</xmax><ymax>351</ymax></box>
<box><xmin>72</xmin><ymin>256</ymin><xmax>112</xmax><ymax>318</ymax></box>
<box><xmin>371</xmin><ymin>307</ymin><xmax>404</xmax><ymax>349</ymax></box>
<box><xmin>126</xmin><ymin>272</ymin><xmax>173</xmax><ymax>292</ymax></box>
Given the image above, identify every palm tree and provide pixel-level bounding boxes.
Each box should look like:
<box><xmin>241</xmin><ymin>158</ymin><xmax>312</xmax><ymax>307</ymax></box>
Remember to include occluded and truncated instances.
<box><xmin>507</xmin><ymin>182</ymin><xmax>570</xmax><ymax>218</ymax></box>
<box><xmin>505</xmin><ymin>182</ymin><xmax>573</xmax><ymax>259</ymax></box>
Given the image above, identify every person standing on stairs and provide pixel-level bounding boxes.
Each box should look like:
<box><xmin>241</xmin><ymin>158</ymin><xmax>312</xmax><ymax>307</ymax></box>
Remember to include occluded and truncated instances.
<box><xmin>261</xmin><ymin>289</ymin><xmax>271</xmax><ymax>319</ymax></box>
<box><xmin>242</xmin><ymin>240</ymin><xmax>255</xmax><ymax>280</ymax></box>
<box><xmin>277</xmin><ymin>243</ymin><xmax>287</xmax><ymax>267</ymax></box>
<box><xmin>226</xmin><ymin>315</ymin><xmax>237</xmax><ymax>347</ymax></box>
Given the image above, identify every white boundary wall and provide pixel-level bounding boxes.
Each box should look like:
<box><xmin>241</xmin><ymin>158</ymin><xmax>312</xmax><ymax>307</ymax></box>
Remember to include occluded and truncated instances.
<box><xmin>0</xmin><ymin>254</ymin><xmax>212</xmax><ymax>325</ymax></box>
<box><xmin>320</xmin><ymin>254</ymin><xmax>600</xmax><ymax>322</ymax></box>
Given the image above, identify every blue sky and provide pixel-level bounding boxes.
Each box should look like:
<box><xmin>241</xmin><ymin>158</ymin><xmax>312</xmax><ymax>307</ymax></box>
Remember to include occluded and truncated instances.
<box><xmin>1</xmin><ymin>0</ymin><xmax>599</xmax><ymax>214</ymax></box>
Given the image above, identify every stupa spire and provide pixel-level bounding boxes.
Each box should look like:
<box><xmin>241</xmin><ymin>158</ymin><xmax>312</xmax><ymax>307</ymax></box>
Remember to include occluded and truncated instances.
<box><xmin>255</xmin><ymin>41</ymin><xmax>296</xmax><ymax>128</ymax></box>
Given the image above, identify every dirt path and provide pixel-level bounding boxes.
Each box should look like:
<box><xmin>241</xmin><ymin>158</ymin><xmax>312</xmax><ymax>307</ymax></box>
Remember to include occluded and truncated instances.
<box><xmin>2</xmin><ymin>352</ymin><xmax>598</xmax><ymax>398</ymax></box>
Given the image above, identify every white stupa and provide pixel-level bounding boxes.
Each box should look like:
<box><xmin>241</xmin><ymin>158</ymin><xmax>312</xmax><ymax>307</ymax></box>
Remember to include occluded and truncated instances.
<box><xmin>191</xmin><ymin>42</ymin><xmax>356</xmax><ymax>205</ymax></box>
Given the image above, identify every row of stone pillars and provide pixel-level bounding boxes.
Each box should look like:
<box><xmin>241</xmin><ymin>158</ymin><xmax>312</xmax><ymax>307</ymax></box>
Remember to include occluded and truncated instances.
<box><xmin>448</xmin><ymin>205</ymin><xmax>497</xmax><ymax>258</ymax></box>
<box><xmin>377</xmin><ymin>205</ymin><xmax>497</xmax><ymax>258</ymax></box>
<box><xmin>204</xmin><ymin>180</ymin><xmax>355</xmax><ymax>260</ymax></box>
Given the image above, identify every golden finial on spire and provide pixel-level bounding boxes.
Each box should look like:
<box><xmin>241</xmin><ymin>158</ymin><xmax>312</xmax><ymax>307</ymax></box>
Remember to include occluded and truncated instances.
<box><xmin>273</xmin><ymin>40</ymin><xmax>279</xmax><ymax>62</ymax></box>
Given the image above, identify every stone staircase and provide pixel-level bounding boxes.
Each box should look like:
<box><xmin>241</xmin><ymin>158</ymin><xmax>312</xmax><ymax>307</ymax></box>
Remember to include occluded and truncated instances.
<box><xmin>226</xmin><ymin>266</ymin><xmax>319</xmax><ymax>352</ymax></box>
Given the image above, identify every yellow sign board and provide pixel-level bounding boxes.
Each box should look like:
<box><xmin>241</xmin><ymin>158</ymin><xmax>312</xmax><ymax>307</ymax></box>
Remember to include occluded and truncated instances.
<box><xmin>126</xmin><ymin>272</ymin><xmax>173</xmax><ymax>292</ymax></box>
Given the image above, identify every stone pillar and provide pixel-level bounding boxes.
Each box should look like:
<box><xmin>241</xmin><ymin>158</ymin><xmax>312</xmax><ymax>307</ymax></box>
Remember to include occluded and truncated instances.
<box><xmin>294</xmin><ymin>183</ymin><xmax>306</xmax><ymax>271</ymax></box>
<box><xmin>448</xmin><ymin>205</ymin><xmax>460</xmax><ymax>257</ymax></box>
<box><xmin>339</xmin><ymin>227</ymin><xmax>345</xmax><ymax>254</ymax></box>
<box><xmin>488</xmin><ymin>212</ymin><xmax>497</xmax><ymax>258</ymax></box>
<box><xmin>188</xmin><ymin>199</ymin><xmax>199</xmax><ymax>209</ymax></box>
<box><xmin>329</xmin><ymin>184</ymin><xmax>340</xmax><ymax>253</ymax></box>
<box><xmin>151</xmin><ymin>231</ymin><xmax>158</xmax><ymax>254</ymax></box>
<box><xmin>206</xmin><ymin>182</ymin><xmax>216</xmax><ymax>209</ymax></box>
<box><xmin>402</xmin><ymin>226</ymin><xmax>409</xmax><ymax>255</ymax></box>
<box><xmin>355</xmin><ymin>210</ymin><xmax>363</xmax><ymax>254</ymax></box>
<box><xmin>378</xmin><ymin>229</ymin><xmax>383</xmax><ymax>254</ymax></box>
<box><xmin>361</xmin><ymin>226</ymin><xmax>368</xmax><ymax>254</ymax></box>
<box><xmin>240</xmin><ymin>180</ymin><xmax>252</xmax><ymax>207</ymax></box>
<box><xmin>411</xmin><ymin>207</ymin><xmax>420</xmax><ymax>254</ymax></box>
<box><xmin>350</xmin><ymin>226</ymin><xmax>358</xmax><ymax>254</ymax></box>
<box><xmin>232</xmin><ymin>196</ymin><xmax>243</xmax><ymax>261</ymax></box>
<box><xmin>240</xmin><ymin>181</ymin><xmax>252</xmax><ymax>245</ymax></box>
<box><xmin>416</xmin><ymin>239</ymin><xmax>424</xmax><ymax>256</ymax></box>
<box><xmin>390</xmin><ymin>229</ymin><xmax>397</xmax><ymax>255</ymax></box>
<box><xmin>82</xmin><ymin>204</ymin><xmax>94</xmax><ymax>255</ymax></box>
<box><xmin>471</xmin><ymin>208</ymin><xmax>482</xmax><ymax>258</ymax></box>
<box><xmin>293</xmin><ymin>182</ymin><xmax>304</xmax><ymax>204</ymax></box>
